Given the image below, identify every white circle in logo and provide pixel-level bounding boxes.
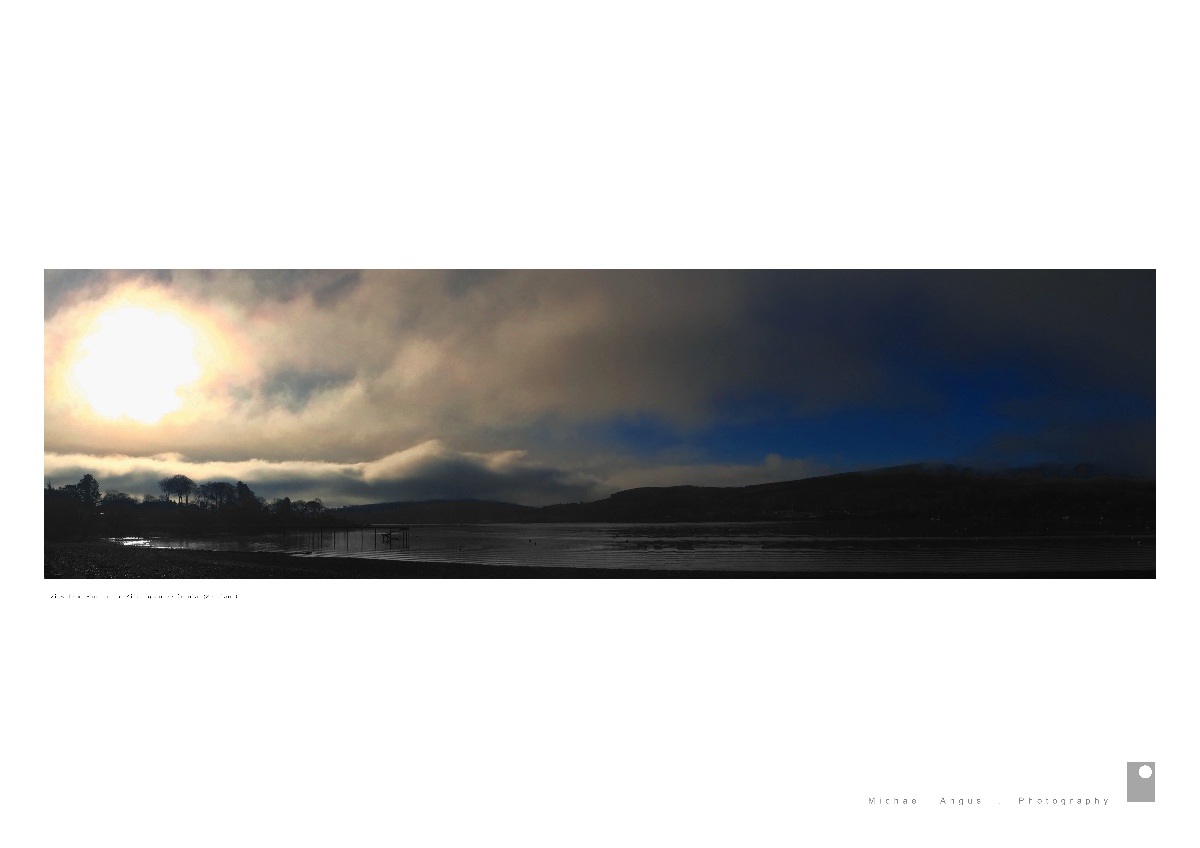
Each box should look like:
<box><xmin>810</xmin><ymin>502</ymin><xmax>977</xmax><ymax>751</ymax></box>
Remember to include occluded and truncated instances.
<box><xmin>1139</xmin><ymin>765</ymin><xmax>1153</xmax><ymax>779</ymax></box>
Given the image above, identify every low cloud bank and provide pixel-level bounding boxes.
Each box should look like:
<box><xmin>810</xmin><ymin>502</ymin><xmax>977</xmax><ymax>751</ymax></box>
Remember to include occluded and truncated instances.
<box><xmin>43</xmin><ymin>444</ymin><xmax>829</xmax><ymax>507</ymax></box>
<box><xmin>44</xmin><ymin>441</ymin><xmax>596</xmax><ymax>507</ymax></box>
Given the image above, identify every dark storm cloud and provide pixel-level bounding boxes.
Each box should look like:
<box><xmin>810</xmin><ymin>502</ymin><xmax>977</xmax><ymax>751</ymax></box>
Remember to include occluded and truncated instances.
<box><xmin>917</xmin><ymin>271</ymin><xmax>1154</xmax><ymax>395</ymax></box>
<box><xmin>743</xmin><ymin>270</ymin><xmax>1155</xmax><ymax>401</ymax></box>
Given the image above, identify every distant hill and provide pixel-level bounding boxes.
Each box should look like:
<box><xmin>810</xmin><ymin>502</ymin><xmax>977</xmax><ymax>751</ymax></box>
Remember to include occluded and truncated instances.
<box><xmin>332</xmin><ymin>464</ymin><xmax>1154</xmax><ymax>530</ymax></box>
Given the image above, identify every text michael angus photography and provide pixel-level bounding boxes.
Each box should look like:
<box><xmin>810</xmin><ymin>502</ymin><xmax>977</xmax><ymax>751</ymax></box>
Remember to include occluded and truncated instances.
<box><xmin>868</xmin><ymin>797</ymin><xmax>1111</xmax><ymax>806</ymax></box>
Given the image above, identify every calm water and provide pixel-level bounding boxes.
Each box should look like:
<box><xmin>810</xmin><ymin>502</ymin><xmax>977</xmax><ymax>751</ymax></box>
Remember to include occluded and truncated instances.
<box><xmin>113</xmin><ymin>523</ymin><xmax>1155</xmax><ymax>574</ymax></box>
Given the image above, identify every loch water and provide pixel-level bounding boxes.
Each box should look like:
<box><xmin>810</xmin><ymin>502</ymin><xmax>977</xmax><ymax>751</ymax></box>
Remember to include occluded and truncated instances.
<box><xmin>113</xmin><ymin>522</ymin><xmax>1155</xmax><ymax>574</ymax></box>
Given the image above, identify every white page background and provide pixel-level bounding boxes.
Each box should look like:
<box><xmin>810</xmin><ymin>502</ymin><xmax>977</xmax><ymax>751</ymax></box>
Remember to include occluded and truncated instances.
<box><xmin>11</xmin><ymin>2</ymin><xmax>1192</xmax><ymax>845</ymax></box>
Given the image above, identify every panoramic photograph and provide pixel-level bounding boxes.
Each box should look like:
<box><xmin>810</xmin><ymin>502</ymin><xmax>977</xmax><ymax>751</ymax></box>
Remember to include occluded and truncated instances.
<box><xmin>44</xmin><ymin>270</ymin><xmax>1155</xmax><ymax>578</ymax></box>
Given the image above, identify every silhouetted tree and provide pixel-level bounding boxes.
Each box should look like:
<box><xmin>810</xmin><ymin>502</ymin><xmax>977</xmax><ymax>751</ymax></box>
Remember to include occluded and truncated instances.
<box><xmin>74</xmin><ymin>474</ymin><xmax>101</xmax><ymax>508</ymax></box>
<box><xmin>197</xmin><ymin>481</ymin><xmax>238</xmax><ymax>510</ymax></box>
<box><xmin>101</xmin><ymin>490</ymin><xmax>138</xmax><ymax>533</ymax></box>
<box><xmin>44</xmin><ymin>474</ymin><xmax>103</xmax><ymax>537</ymax></box>
<box><xmin>235</xmin><ymin>481</ymin><xmax>260</xmax><ymax>512</ymax></box>
<box><xmin>158</xmin><ymin>474</ymin><xmax>198</xmax><ymax>504</ymax></box>
<box><xmin>102</xmin><ymin>490</ymin><xmax>136</xmax><ymax>507</ymax></box>
<box><xmin>293</xmin><ymin>499</ymin><xmax>312</xmax><ymax>516</ymax></box>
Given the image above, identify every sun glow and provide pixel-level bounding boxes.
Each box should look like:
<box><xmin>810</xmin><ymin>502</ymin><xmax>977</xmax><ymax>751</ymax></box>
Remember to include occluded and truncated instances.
<box><xmin>71</xmin><ymin>307</ymin><xmax>202</xmax><ymax>423</ymax></box>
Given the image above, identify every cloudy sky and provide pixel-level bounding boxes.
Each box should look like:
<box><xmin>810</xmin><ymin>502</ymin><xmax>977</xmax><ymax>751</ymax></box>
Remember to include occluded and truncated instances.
<box><xmin>43</xmin><ymin>270</ymin><xmax>1155</xmax><ymax>506</ymax></box>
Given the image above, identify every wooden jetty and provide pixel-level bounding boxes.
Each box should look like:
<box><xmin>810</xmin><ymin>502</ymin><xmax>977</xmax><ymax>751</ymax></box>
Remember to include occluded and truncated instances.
<box><xmin>370</xmin><ymin>524</ymin><xmax>410</xmax><ymax>550</ymax></box>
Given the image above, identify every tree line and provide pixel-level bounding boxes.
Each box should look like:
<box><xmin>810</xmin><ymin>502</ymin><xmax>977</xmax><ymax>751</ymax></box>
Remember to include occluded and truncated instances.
<box><xmin>45</xmin><ymin>473</ymin><xmax>345</xmax><ymax>538</ymax></box>
<box><xmin>150</xmin><ymin>473</ymin><xmax>328</xmax><ymax>517</ymax></box>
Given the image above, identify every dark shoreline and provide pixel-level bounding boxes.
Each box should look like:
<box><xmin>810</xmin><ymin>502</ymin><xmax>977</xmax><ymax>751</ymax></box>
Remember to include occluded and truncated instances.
<box><xmin>45</xmin><ymin>540</ymin><xmax>1154</xmax><ymax>579</ymax></box>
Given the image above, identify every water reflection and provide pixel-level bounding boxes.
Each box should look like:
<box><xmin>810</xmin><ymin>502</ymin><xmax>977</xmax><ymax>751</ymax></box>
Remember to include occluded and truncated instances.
<box><xmin>112</xmin><ymin>523</ymin><xmax>1155</xmax><ymax>573</ymax></box>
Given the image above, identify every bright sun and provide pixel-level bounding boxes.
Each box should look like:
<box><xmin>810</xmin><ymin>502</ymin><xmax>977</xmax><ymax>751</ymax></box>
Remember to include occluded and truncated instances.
<box><xmin>72</xmin><ymin>307</ymin><xmax>202</xmax><ymax>423</ymax></box>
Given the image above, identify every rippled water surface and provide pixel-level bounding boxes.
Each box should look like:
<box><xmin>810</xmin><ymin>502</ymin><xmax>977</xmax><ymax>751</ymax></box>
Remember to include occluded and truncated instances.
<box><xmin>114</xmin><ymin>523</ymin><xmax>1155</xmax><ymax>574</ymax></box>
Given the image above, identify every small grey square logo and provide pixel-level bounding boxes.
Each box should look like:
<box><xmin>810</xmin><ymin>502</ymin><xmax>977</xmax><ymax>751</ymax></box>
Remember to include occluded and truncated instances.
<box><xmin>1127</xmin><ymin>762</ymin><xmax>1154</xmax><ymax>802</ymax></box>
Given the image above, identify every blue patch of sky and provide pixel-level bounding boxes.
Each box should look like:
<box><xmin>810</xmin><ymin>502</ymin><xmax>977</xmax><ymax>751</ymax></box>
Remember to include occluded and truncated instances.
<box><xmin>577</xmin><ymin>361</ymin><xmax>1153</xmax><ymax>472</ymax></box>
